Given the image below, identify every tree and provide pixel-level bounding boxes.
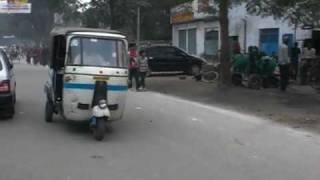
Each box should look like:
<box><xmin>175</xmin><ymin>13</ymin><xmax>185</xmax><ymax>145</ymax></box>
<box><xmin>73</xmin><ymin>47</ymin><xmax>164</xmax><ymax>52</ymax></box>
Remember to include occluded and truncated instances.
<box><xmin>141</xmin><ymin>0</ymin><xmax>192</xmax><ymax>40</ymax></box>
<box><xmin>246</xmin><ymin>0</ymin><xmax>320</xmax><ymax>26</ymax></box>
<box><xmin>82</xmin><ymin>0</ymin><xmax>150</xmax><ymax>37</ymax></box>
<box><xmin>80</xmin><ymin>0</ymin><xmax>191</xmax><ymax>40</ymax></box>
<box><xmin>3</xmin><ymin>0</ymin><xmax>80</xmax><ymax>44</ymax></box>
<box><xmin>218</xmin><ymin>0</ymin><xmax>231</xmax><ymax>85</ymax></box>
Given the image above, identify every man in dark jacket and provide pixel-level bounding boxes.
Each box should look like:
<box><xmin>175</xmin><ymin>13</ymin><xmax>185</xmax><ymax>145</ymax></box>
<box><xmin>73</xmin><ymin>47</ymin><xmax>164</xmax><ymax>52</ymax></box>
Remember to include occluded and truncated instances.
<box><xmin>290</xmin><ymin>42</ymin><xmax>301</xmax><ymax>80</ymax></box>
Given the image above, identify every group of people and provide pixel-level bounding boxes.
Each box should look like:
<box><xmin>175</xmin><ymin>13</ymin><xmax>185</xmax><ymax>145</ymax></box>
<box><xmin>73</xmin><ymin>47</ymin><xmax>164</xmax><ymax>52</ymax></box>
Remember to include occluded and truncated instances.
<box><xmin>7</xmin><ymin>45</ymin><xmax>22</xmax><ymax>61</ymax></box>
<box><xmin>5</xmin><ymin>44</ymin><xmax>49</xmax><ymax>66</ymax></box>
<box><xmin>278</xmin><ymin>39</ymin><xmax>317</xmax><ymax>91</ymax></box>
<box><xmin>25</xmin><ymin>46</ymin><xmax>49</xmax><ymax>65</ymax></box>
<box><xmin>128</xmin><ymin>47</ymin><xmax>149</xmax><ymax>91</ymax></box>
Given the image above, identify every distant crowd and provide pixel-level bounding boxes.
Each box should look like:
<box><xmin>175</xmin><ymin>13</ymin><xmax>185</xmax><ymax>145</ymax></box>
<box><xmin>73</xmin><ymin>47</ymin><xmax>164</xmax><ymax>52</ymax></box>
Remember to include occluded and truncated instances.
<box><xmin>5</xmin><ymin>44</ymin><xmax>49</xmax><ymax>66</ymax></box>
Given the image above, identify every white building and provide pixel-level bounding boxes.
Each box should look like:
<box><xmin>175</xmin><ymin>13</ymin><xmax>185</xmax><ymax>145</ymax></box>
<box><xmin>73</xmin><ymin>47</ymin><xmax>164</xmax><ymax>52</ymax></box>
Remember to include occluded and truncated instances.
<box><xmin>171</xmin><ymin>0</ymin><xmax>315</xmax><ymax>57</ymax></box>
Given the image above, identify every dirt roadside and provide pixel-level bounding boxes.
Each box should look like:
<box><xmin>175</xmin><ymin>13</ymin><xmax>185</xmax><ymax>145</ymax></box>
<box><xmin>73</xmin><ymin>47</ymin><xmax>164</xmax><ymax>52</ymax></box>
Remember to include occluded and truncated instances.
<box><xmin>145</xmin><ymin>75</ymin><xmax>320</xmax><ymax>133</ymax></box>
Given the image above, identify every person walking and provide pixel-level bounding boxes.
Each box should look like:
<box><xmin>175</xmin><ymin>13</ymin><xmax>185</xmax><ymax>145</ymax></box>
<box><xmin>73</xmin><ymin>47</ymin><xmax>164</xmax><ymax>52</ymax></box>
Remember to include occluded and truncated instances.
<box><xmin>137</xmin><ymin>50</ymin><xmax>149</xmax><ymax>91</ymax></box>
<box><xmin>128</xmin><ymin>54</ymin><xmax>140</xmax><ymax>91</ymax></box>
<box><xmin>278</xmin><ymin>38</ymin><xmax>290</xmax><ymax>92</ymax></box>
<box><xmin>290</xmin><ymin>42</ymin><xmax>301</xmax><ymax>81</ymax></box>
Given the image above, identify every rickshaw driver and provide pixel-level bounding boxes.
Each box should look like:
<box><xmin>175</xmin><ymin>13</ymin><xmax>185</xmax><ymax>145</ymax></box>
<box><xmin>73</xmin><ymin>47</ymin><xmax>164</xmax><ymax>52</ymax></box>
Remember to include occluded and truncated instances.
<box><xmin>73</xmin><ymin>49</ymin><xmax>106</xmax><ymax>66</ymax></box>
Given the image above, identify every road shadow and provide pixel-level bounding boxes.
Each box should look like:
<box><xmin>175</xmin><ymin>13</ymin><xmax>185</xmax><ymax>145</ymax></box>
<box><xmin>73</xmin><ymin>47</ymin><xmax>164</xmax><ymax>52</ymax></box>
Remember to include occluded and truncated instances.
<box><xmin>0</xmin><ymin>117</ymin><xmax>12</xmax><ymax>121</ymax></box>
<box><xmin>47</xmin><ymin>117</ymin><xmax>116</xmax><ymax>141</ymax></box>
<box><xmin>149</xmin><ymin>72</ymin><xmax>186</xmax><ymax>77</ymax></box>
<box><xmin>65</xmin><ymin>121</ymin><xmax>91</xmax><ymax>135</ymax></box>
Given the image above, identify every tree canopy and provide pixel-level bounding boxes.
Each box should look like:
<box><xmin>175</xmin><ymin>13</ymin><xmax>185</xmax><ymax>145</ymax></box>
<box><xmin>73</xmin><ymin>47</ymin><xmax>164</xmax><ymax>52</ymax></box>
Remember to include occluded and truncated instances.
<box><xmin>246</xmin><ymin>0</ymin><xmax>320</xmax><ymax>26</ymax></box>
<box><xmin>1</xmin><ymin>0</ymin><xmax>320</xmax><ymax>46</ymax></box>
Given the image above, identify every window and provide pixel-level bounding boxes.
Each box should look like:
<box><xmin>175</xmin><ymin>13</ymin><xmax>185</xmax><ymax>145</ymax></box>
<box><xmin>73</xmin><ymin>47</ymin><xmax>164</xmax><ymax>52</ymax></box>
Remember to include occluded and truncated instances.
<box><xmin>188</xmin><ymin>29</ymin><xmax>197</xmax><ymax>55</ymax></box>
<box><xmin>147</xmin><ymin>48</ymin><xmax>164</xmax><ymax>58</ymax></box>
<box><xmin>178</xmin><ymin>28</ymin><xmax>197</xmax><ymax>55</ymax></box>
<box><xmin>175</xmin><ymin>48</ymin><xmax>188</xmax><ymax>56</ymax></box>
<box><xmin>163</xmin><ymin>47</ymin><xmax>178</xmax><ymax>58</ymax></box>
<box><xmin>68</xmin><ymin>37</ymin><xmax>125</xmax><ymax>68</ymax></box>
<box><xmin>179</xmin><ymin>30</ymin><xmax>187</xmax><ymax>51</ymax></box>
<box><xmin>205</xmin><ymin>29</ymin><xmax>219</xmax><ymax>56</ymax></box>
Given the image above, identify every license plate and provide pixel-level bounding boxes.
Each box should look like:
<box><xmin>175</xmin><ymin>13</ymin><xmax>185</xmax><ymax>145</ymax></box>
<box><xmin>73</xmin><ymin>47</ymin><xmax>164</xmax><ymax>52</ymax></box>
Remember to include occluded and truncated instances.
<box><xmin>93</xmin><ymin>76</ymin><xmax>109</xmax><ymax>81</ymax></box>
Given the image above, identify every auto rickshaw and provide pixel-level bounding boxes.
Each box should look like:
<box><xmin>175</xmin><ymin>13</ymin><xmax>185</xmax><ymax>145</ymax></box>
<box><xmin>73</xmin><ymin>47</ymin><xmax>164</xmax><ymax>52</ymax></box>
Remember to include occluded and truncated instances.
<box><xmin>44</xmin><ymin>27</ymin><xmax>129</xmax><ymax>141</ymax></box>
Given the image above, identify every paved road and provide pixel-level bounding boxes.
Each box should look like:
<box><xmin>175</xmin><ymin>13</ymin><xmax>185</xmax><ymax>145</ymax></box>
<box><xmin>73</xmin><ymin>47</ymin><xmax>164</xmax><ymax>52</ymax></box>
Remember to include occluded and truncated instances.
<box><xmin>0</xmin><ymin>64</ymin><xmax>320</xmax><ymax>180</ymax></box>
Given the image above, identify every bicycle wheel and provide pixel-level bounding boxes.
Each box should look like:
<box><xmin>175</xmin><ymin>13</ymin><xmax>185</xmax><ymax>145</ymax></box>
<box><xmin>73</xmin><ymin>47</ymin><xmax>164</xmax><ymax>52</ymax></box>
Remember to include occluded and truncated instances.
<box><xmin>202</xmin><ymin>71</ymin><xmax>219</xmax><ymax>83</ymax></box>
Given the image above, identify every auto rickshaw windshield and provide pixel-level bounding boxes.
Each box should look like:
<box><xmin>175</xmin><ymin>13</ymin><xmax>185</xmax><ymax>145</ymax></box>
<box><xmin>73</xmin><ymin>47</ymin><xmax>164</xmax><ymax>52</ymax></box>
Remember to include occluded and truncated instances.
<box><xmin>68</xmin><ymin>37</ymin><xmax>126</xmax><ymax>68</ymax></box>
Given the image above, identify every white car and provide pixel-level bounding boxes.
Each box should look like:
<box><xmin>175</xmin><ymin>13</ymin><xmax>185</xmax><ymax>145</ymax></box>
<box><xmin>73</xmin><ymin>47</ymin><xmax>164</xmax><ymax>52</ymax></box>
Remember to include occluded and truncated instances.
<box><xmin>0</xmin><ymin>48</ymin><xmax>16</xmax><ymax>118</ymax></box>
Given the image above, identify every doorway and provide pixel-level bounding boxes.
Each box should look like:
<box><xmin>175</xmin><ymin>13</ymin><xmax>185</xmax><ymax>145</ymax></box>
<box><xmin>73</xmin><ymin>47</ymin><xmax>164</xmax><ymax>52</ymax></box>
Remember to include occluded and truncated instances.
<box><xmin>259</xmin><ymin>28</ymin><xmax>279</xmax><ymax>56</ymax></box>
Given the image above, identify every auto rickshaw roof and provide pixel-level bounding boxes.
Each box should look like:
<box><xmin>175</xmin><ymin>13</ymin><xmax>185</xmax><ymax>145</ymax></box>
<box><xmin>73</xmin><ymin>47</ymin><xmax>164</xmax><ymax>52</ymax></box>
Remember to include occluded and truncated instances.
<box><xmin>50</xmin><ymin>27</ymin><xmax>123</xmax><ymax>37</ymax></box>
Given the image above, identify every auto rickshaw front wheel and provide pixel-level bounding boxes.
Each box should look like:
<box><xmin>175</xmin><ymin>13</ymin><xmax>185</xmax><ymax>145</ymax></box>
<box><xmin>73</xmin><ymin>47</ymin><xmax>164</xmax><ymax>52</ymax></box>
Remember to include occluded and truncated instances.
<box><xmin>45</xmin><ymin>100</ymin><xmax>54</xmax><ymax>123</ymax></box>
<box><xmin>92</xmin><ymin>117</ymin><xmax>106</xmax><ymax>141</ymax></box>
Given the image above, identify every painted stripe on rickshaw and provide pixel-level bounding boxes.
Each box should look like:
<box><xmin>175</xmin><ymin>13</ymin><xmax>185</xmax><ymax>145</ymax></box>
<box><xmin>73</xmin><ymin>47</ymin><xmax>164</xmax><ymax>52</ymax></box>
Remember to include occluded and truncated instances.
<box><xmin>64</xmin><ymin>83</ymin><xmax>128</xmax><ymax>91</ymax></box>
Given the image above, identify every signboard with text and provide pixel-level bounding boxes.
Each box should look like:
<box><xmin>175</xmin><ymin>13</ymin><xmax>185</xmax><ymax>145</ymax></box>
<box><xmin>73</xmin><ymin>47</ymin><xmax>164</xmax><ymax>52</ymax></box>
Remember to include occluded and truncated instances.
<box><xmin>171</xmin><ymin>0</ymin><xmax>214</xmax><ymax>24</ymax></box>
<box><xmin>0</xmin><ymin>0</ymin><xmax>31</xmax><ymax>14</ymax></box>
<box><xmin>171</xmin><ymin>2</ymin><xmax>194</xmax><ymax>24</ymax></box>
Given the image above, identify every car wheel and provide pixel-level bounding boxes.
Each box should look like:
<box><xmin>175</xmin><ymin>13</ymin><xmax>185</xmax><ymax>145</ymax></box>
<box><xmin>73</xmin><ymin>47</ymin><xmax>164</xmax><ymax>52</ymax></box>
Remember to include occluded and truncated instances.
<box><xmin>45</xmin><ymin>100</ymin><xmax>54</xmax><ymax>123</ymax></box>
<box><xmin>93</xmin><ymin>117</ymin><xmax>106</xmax><ymax>141</ymax></box>
<box><xmin>190</xmin><ymin>64</ymin><xmax>201</xmax><ymax>76</ymax></box>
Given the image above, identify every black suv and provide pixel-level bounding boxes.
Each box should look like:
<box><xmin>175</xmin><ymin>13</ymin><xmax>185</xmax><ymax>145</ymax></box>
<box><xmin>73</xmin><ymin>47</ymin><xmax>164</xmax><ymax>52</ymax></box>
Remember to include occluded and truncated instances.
<box><xmin>144</xmin><ymin>46</ymin><xmax>205</xmax><ymax>75</ymax></box>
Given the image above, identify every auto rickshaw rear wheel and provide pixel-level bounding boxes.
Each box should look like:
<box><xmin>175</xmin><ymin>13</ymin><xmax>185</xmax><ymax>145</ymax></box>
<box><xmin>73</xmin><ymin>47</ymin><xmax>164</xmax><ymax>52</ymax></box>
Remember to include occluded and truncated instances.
<box><xmin>93</xmin><ymin>117</ymin><xmax>106</xmax><ymax>141</ymax></box>
<box><xmin>45</xmin><ymin>100</ymin><xmax>54</xmax><ymax>123</ymax></box>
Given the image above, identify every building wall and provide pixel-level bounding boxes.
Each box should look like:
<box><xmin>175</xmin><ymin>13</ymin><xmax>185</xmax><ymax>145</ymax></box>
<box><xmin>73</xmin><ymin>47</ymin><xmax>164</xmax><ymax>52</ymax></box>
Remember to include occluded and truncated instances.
<box><xmin>172</xmin><ymin>3</ymin><xmax>312</xmax><ymax>56</ymax></box>
<box><xmin>172</xmin><ymin>21</ymin><xmax>219</xmax><ymax>55</ymax></box>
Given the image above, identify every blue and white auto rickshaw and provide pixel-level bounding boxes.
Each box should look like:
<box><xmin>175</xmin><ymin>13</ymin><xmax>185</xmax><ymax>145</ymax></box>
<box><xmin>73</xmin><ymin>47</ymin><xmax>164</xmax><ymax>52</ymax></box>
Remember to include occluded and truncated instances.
<box><xmin>45</xmin><ymin>27</ymin><xmax>129</xmax><ymax>141</ymax></box>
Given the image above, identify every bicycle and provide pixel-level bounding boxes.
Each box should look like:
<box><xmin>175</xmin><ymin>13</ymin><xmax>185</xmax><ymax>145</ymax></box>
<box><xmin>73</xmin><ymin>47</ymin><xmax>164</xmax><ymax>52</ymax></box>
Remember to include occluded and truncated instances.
<box><xmin>194</xmin><ymin>63</ymin><xmax>220</xmax><ymax>83</ymax></box>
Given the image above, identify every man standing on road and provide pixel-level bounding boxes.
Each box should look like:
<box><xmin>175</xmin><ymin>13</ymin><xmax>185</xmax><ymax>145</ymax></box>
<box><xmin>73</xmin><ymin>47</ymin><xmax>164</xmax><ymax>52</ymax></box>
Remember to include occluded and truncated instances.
<box><xmin>278</xmin><ymin>38</ymin><xmax>290</xmax><ymax>91</ymax></box>
<box><xmin>137</xmin><ymin>50</ymin><xmax>149</xmax><ymax>91</ymax></box>
<box><xmin>290</xmin><ymin>42</ymin><xmax>301</xmax><ymax>81</ymax></box>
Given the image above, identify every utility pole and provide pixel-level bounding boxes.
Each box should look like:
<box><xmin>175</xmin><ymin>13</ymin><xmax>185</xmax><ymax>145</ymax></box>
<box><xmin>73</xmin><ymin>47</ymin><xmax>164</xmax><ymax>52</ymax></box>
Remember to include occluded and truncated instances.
<box><xmin>136</xmin><ymin>6</ymin><xmax>141</xmax><ymax>54</ymax></box>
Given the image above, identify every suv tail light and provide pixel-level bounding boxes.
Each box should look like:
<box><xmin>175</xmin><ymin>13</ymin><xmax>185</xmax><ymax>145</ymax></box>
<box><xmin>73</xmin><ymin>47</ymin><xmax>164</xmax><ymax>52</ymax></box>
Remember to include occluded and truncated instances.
<box><xmin>0</xmin><ymin>80</ymin><xmax>10</xmax><ymax>93</ymax></box>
